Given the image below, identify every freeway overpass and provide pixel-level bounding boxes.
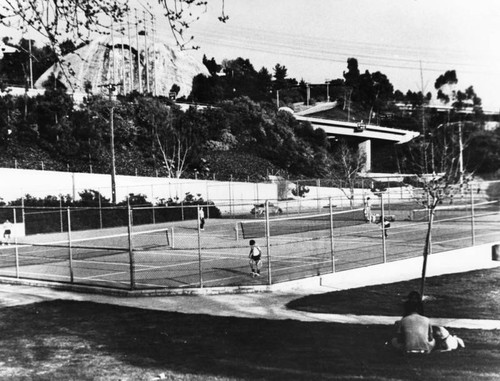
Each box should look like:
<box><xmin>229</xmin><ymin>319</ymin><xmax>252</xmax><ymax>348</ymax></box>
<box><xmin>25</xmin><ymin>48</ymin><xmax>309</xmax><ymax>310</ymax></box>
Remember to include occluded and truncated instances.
<box><xmin>290</xmin><ymin>103</ymin><xmax>420</xmax><ymax>171</ymax></box>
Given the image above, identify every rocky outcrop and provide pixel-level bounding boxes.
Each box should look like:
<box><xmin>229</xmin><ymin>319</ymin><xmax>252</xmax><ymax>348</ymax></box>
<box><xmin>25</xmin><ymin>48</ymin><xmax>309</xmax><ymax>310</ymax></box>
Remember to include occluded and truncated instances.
<box><xmin>34</xmin><ymin>35</ymin><xmax>209</xmax><ymax>98</ymax></box>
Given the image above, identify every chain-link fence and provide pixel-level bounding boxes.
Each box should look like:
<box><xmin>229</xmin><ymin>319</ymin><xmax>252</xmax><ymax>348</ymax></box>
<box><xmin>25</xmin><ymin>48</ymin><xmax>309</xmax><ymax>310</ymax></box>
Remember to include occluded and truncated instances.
<box><xmin>0</xmin><ymin>182</ymin><xmax>499</xmax><ymax>290</ymax></box>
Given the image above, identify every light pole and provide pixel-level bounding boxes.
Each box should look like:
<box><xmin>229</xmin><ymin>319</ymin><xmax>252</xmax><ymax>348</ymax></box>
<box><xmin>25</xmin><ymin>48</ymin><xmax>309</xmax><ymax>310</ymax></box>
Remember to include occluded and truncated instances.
<box><xmin>325</xmin><ymin>79</ymin><xmax>330</xmax><ymax>102</ymax></box>
<box><xmin>98</xmin><ymin>82</ymin><xmax>122</xmax><ymax>204</ymax></box>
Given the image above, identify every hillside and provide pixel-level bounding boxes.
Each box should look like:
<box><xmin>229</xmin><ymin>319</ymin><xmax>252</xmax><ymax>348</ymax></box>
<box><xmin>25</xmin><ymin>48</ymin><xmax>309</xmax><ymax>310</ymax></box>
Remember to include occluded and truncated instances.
<box><xmin>0</xmin><ymin>128</ymin><xmax>283</xmax><ymax>181</ymax></box>
<box><xmin>35</xmin><ymin>35</ymin><xmax>210</xmax><ymax>99</ymax></box>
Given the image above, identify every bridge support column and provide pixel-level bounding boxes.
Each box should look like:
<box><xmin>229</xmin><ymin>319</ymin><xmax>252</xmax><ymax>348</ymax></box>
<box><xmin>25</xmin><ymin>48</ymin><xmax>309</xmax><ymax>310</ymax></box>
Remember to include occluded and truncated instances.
<box><xmin>358</xmin><ymin>139</ymin><xmax>371</xmax><ymax>172</ymax></box>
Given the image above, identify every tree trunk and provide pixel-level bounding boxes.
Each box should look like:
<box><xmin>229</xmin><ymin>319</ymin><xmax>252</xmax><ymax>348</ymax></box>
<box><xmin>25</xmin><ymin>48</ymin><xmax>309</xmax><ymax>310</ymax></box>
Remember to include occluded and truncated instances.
<box><xmin>420</xmin><ymin>208</ymin><xmax>435</xmax><ymax>297</ymax></box>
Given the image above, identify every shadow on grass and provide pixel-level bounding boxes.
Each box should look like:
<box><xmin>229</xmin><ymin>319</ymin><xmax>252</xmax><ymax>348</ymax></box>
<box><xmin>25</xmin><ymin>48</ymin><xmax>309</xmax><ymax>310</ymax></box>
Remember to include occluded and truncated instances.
<box><xmin>0</xmin><ymin>299</ymin><xmax>500</xmax><ymax>380</ymax></box>
<box><xmin>287</xmin><ymin>267</ymin><xmax>500</xmax><ymax>320</ymax></box>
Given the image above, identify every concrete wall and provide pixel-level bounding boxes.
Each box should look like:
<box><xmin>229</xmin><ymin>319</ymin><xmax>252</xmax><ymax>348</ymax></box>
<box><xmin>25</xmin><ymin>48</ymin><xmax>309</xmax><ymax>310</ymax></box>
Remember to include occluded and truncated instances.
<box><xmin>0</xmin><ymin>168</ymin><xmax>415</xmax><ymax>216</ymax></box>
<box><xmin>0</xmin><ymin>168</ymin><xmax>277</xmax><ymax>215</ymax></box>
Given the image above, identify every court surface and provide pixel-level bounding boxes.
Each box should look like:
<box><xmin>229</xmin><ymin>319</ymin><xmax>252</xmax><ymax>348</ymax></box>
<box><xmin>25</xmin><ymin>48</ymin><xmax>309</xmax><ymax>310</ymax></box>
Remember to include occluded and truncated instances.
<box><xmin>0</xmin><ymin>209</ymin><xmax>498</xmax><ymax>290</ymax></box>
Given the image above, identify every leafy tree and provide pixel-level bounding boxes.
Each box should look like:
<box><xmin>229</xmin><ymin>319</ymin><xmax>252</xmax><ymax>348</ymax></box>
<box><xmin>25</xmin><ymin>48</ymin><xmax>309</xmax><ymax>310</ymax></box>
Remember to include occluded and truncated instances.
<box><xmin>255</xmin><ymin>67</ymin><xmax>273</xmax><ymax>101</ymax></box>
<box><xmin>435</xmin><ymin>70</ymin><xmax>458</xmax><ymax>103</ymax></box>
<box><xmin>273</xmin><ymin>63</ymin><xmax>288</xmax><ymax>90</ymax></box>
<box><xmin>76</xmin><ymin>189</ymin><xmax>111</xmax><ymax>207</ymax></box>
<box><xmin>202</xmin><ymin>55</ymin><xmax>222</xmax><ymax>76</ymax></box>
<box><xmin>464</xmin><ymin>130</ymin><xmax>500</xmax><ymax>174</ymax></box>
<box><xmin>190</xmin><ymin>73</ymin><xmax>225</xmax><ymax>103</ymax></box>
<box><xmin>343</xmin><ymin>58</ymin><xmax>360</xmax><ymax>99</ymax></box>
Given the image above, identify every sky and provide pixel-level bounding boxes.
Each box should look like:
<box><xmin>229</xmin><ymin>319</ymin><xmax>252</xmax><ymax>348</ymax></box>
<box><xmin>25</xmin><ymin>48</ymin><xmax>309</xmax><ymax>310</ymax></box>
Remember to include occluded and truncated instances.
<box><xmin>163</xmin><ymin>0</ymin><xmax>500</xmax><ymax>111</ymax></box>
<box><xmin>2</xmin><ymin>0</ymin><xmax>499</xmax><ymax>110</ymax></box>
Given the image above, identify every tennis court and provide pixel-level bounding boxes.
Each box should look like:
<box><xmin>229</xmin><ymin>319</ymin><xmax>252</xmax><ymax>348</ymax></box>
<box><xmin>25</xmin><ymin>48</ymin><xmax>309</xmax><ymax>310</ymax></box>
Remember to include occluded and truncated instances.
<box><xmin>0</xmin><ymin>199</ymin><xmax>499</xmax><ymax>290</ymax></box>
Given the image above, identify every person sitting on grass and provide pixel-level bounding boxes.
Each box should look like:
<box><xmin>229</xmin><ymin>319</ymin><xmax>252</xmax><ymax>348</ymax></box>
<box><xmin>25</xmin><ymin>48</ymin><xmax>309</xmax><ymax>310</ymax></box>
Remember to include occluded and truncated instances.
<box><xmin>391</xmin><ymin>293</ymin><xmax>435</xmax><ymax>354</ymax></box>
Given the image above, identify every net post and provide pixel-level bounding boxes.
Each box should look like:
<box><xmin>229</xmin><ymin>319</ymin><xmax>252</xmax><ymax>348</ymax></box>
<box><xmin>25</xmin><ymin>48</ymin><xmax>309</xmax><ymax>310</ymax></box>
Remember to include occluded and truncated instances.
<box><xmin>470</xmin><ymin>183</ymin><xmax>475</xmax><ymax>246</ymax></box>
<box><xmin>265</xmin><ymin>200</ymin><xmax>272</xmax><ymax>285</ymax></box>
<box><xmin>329</xmin><ymin>197</ymin><xmax>335</xmax><ymax>273</ymax></box>
<box><xmin>67</xmin><ymin>208</ymin><xmax>74</xmax><ymax>283</ymax></box>
<box><xmin>13</xmin><ymin>208</ymin><xmax>19</xmax><ymax>278</ymax></box>
<box><xmin>127</xmin><ymin>202</ymin><xmax>136</xmax><ymax>290</ymax></box>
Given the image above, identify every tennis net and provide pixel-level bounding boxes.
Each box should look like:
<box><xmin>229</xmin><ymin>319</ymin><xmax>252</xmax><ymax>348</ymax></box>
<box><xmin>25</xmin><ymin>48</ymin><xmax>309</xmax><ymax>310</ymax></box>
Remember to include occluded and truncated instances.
<box><xmin>410</xmin><ymin>201</ymin><xmax>498</xmax><ymax>222</ymax></box>
<box><xmin>0</xmin><ymin>227</ymin><xmax>170</xmax><ymax>267</ymax></box>
<box><xmin>240</xmin><ymin>208</ymin><xmax>365</xmax><ymax>239</ymax></box>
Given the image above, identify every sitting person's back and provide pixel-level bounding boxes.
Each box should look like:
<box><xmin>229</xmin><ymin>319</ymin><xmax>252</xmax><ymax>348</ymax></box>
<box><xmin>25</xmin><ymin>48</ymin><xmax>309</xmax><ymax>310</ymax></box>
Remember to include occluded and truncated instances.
<box><xmin>391</xmin><ymin>291</ymin><xmax>435</xmax><ymax>354</ymax></box>
<box><xmin>399</xmin><ymin>312</ymin><xmax>435</xmax><ymax>353</ymax></box>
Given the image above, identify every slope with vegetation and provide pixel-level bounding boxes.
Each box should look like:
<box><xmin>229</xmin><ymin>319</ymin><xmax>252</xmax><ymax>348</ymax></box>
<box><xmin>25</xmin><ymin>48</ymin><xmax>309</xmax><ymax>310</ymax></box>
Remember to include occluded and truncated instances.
<box><xmin>0</xmin><ymin>38</ymin><xmax>498</xmax><ymax>183</ymax></box>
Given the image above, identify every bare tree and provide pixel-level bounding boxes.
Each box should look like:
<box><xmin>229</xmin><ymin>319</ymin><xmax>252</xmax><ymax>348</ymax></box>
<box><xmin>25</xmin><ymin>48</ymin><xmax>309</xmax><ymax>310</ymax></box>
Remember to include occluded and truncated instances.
<box><xmin>407</xmin><ymin>119</ymin><xmax>472</xmax><ymax>296</ymax></box>
<box><xmin>330</xmin><ymin>140</ymin><xmax>366</xmax><ymax>208</ymax></box>
<box><xmin>152</xmin><ymin>104</ymin><xmax>201</xmax><ymax>179</ymax></box>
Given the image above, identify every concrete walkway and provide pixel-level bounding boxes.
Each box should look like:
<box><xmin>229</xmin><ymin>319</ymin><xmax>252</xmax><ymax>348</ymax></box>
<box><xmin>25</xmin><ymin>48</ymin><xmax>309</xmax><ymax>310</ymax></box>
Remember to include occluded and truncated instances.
<box><xmin>1</xmin><ymin>243</ymin><xmax>499</xmax><ymax>330</ymax></box>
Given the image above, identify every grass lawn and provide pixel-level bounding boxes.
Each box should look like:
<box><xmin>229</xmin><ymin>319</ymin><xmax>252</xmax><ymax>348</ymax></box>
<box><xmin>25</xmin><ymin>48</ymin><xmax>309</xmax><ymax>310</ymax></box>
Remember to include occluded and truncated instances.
<box><xmin>287</xmin><ymin>267</ymin><xmax>500</xmax><ymax>319</ymax></box>
<box><xmin>0</xmin><ymin>268</ymin><xmax>498</xmax><ymax>380</ymax></box>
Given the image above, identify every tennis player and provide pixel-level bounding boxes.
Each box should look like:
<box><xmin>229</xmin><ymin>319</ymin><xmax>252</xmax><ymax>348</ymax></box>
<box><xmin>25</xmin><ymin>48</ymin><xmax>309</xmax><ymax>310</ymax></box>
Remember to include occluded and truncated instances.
<box><xmin>248</xmin><ymin>239</ymin><xmax>262</xmax><ymax>277</ymax></box>
<box><xmin>198</xmin><ymin>207</ymin><xmax>205</xmax><ymax>231</ymax></box>
<box><xmin>3</xmin><ymin>219</ymin><xmax>12</xmax><ymax>245</ymax></box>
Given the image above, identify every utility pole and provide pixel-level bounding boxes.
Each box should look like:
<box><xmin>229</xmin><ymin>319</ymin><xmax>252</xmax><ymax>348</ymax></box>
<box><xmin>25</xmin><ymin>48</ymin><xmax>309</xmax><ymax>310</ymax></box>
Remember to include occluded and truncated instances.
<box><xmin>127</xmin><ymin>12</ymin><xmax>133</xmax><ymax>93</ymax></box>
<box><xmin>143</xmin><ymin>11</ymin><xmax>150</xmax><ymax>94</ymax></box>
<box><xmin>151</xmin><ymin>14</ymin><xmax>157</xmax><ymax>96</ymax></box>
<box><xmin>458</xmin><ymin>121</ymin><xmax>464</xmax><ymax>190</ymax></box>
<box><xmin>28</xmin><ymin>39</ymin><xmax>33</xmax><ymax>89</ymax></box>
<box><xmin>135</xmin><ymin>9</ymin><xmax>142</xmax><ymax>93</ymax></box>
<box><xmin>98</xmin><ymin>82</ymin><xmax>122</xmax><ymax>204</ymax></box>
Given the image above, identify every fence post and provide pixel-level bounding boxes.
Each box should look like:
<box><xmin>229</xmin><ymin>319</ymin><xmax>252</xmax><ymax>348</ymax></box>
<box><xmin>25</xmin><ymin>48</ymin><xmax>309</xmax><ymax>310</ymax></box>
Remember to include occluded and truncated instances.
<box><xmin>21</xmin><ymin>197</ymin><xmax>25</xmax><ymax>236</ymax></box>
<box><xmin>316</xmin><ymin>179</ymin><xmax>320</xmax><ymax>212</ymax></box>
<box><xmin>229</xmin><ymin>176</ymin><xmax>233</xmax><ymax>218</ymax></box>
<box><xmin>198</xmin><ymin>207</ymin><xmax>203</xmax><ymax>288</ymax></box>
<box><xmin>98</xmin><ymin>191</ymin><xmax>103</xmax><ymax>229</ymax></box>
<box><xmin>151</xmin><ymin>185</ymin><xmax>156</xmax><ymax>225</ymax></box>
<box><xmin>381</xmin><ymin>194</ymin><xmax>387</xmax><ymax>263</ymax></box>
<box><xmin>329</xmin><ymin>197</ymin><xmax>335</xmax><ymax>273</ymax></box>
<box><xmin>470</xmin><ymin>184</ymin><xmax>475</xmax><ymax>246</ymax></box>
<box><xmin>13</xmin><ymin>208</ymin><xmax>19</xmax><ymax>279</ymax></box>
<box><xmin>127</xmin><ymin>202</ymin><xmax>136</xmax><ymax>290</ymax></box>
<box><xmin>59</xmin><ymin>197</ymin><xmax>64</xmax><ymax>232</ymax></box>
<box><xmin>67</xmin><ymin>208</ymin><xmax>74</xmax><ymax>283</ymax></box>
<box><xmin>386</xmin><ymin>181</ymin><xmax>391</xmax><ymax>213</ymax></box>
<box><xmin>265</xmin><ymin>200</ymin><xmax>272</xmax><ymax>285</ymax></box>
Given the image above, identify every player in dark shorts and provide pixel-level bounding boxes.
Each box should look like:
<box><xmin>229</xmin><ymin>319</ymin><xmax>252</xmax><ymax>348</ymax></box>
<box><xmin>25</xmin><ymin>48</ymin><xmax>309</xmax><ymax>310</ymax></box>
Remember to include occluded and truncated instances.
<box><xmin>3</xmin><ymin>219</ymin><xmax>12</xmax><ymax>245</ymax></box>
<box><xmin>248</xmin><ymin>239</ymin><xmax>262</xmax><ymax>277</ymax></box>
